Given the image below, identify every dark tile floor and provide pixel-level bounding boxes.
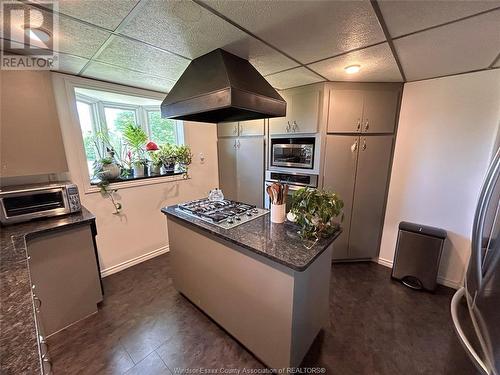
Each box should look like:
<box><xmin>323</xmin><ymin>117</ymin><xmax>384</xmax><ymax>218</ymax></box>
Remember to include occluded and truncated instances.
<box><xmin>48</xmin><ymin>254</ymin><xmax>478</xmax><ymax>375</ymax></box>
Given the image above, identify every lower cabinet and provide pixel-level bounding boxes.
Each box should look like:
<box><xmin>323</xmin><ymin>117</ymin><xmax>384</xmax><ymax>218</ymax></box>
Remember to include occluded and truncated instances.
<box><xmin>323</xmin><ymin>134</ymin><xmax>393</xmax><ymax>260</ymax></box>
<box><xmin>27</xmin><ymin>223</ymin><xmax>103</xmax><ymax>337</ymax></box>
<box><xmin>218</xmin><ymin>137</ymin><xmax>264</xmax><ymax>207</ymax></box>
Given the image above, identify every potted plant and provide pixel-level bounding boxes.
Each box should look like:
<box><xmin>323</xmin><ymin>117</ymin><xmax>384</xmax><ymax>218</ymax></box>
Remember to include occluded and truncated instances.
<box><xmin>175</xmin><ymin>144</ymin><xmax>193</xmax><ymax>173</ymax></box>
<box><xmin>123</xmin><ymin>123</ymin><xmax>147</xmax><ymax>177</ymax></box>
<box><xmin>99</xmin><ymin>148</ymin><xmax>121</xmax><ymax>179</ymax></box>
<box><xmin>158</xmin><ymin>144</ymin><xmax>177</xmax><ymax>173</ymax></box>
<box><xmin>289</xmin><ymin>187</ymin><xmax>344</xmax><ymax>240</ymax></box>
<box><xmin>146</xmin><ymin>141</ymin><xmax>162</xmax><ymax>175</ymax></box>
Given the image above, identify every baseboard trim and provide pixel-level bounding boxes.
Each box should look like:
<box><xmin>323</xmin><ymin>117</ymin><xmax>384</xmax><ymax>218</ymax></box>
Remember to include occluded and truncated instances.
<box><xmin>100</xmin><ymin>245</ymin><xmax>169</xmax><ymax>278</ymax></box>
<box><xmin>373</xmin><ymin>257</ymin><xmax>461</xmax><ymax>290</ymax></box>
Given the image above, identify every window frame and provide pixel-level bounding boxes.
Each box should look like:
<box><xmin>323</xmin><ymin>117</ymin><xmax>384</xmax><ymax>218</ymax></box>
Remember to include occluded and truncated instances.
<box><xmin>58</xmin><ymin>75</ymin><xmax>188</xmax><ymax>194</ymax></box>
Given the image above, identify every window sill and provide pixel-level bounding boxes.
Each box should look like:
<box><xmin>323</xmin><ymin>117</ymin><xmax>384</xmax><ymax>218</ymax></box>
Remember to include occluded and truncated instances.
<box><xmin>85</xmin><ymin>171</ymin><xmax>189</xmax><ymax>194</ymax></box>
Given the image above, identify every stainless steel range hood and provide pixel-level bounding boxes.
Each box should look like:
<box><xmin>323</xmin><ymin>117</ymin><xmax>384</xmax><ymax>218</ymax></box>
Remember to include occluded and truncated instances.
<box><xmin>161</xmin><ymin>49</ymin><xmax>286</xmax><ymax>123</ymax></box>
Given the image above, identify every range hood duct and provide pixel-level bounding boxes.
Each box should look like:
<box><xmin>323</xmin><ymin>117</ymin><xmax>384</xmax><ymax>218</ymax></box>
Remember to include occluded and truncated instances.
<box><xmin>161</xmin><ymin>49</ymin><xmax>286</xmax><ymax>123</ymax></box>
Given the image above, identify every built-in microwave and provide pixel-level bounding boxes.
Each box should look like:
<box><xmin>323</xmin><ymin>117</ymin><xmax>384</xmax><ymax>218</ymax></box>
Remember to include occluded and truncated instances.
<box><xmin>270</xmin><ymin>137</ymin><xmax>315</xmax><ymax>169</ymax></box>
<box><xmin>0</xmin><ymin>182</ymin><xmax>81</xmax><ymax>225</ymax></box>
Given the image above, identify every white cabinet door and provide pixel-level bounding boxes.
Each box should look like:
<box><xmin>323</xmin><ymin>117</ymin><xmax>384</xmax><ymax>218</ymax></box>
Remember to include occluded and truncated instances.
<box><xmin>217</xmin><ymin>122</ymin><xmax>239</xmax><ymax>137</ymax></box>
<box><xmin>239</xmin><ymin>119</ymin><xmax>265</xmax><ymax>136</ymax></box>
<box><xmin>269</xmin><ymin>91</ymin><xmax>292</xmax><ymax>135</ymax></box>
<box><xmin>327</xmin><ymin>89</ymin><xmax>364</xmax><ymax>133</ymax></box>
<box><xmin>237</xmin><ymin>137</ymin><xmax>264</xmax><ymax>207</ymax></box>
<box><xmin>218</xmin><ymin>138</ymin><xmax>238</xmax><ymax>201</ymax></box>
<box><xmin>290</xmin><ymin>89</ymin><xmax>320</xmax><ymax>134</ymax></box>
<box><xmin>362</xmin><ymin>90</ymin><xmax>399</xmax><ymax>134</ymax></box>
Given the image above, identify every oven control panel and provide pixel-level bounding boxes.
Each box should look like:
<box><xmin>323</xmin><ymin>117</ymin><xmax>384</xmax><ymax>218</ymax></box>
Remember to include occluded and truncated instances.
<box><xmin>67</xmin><ymin>185</ymin><xmax>82</xmax><ymax>213</ymax></box>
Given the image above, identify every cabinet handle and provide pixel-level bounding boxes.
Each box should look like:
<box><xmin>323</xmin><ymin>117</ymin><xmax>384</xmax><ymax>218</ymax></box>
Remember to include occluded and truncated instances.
<box><xmin>233</xmin><ymin>140</ymin><xmax>237</xmax><ymax>149</ymax></box>
<box><xmin>293</xmin><ymin>121</ymin><xmax>298</xmax><ymax>132</ymax></box>
<box><xmin>356</xmin><ymin>118</ymin><xmax>361</xmax><ymax>131</ymax></box>
<box><xmin>237</xmin><ymin>140</ymin><xmax>240</xmax><ymax>149</ymax></box>
<box><xmin>233</xmin><ymin>124</ymin><xmax>238</xmax><ymax>135</ymax></box>
<box><xmin>364</xmin><ymin>119</ymin><xmax>369</xmax><ymax>131</ymax></box>
<box><xmin>286</xmin><ymin>121</ymin><xmax>291</xmax><ymax>132</ymax></box>
<box><xmin>351</xmin><ymin>140</ymin><xmax>358</xmax><ymax>153</ymax></box>
<box><xmin>362</xmin><ymin>139</ymin><xmax>367</xmax><ymax>151</ymax></box>
<box><xmin>42</xmin><ymin>357</ymin><xmax>52</xmax><ymax>374</ymax></box>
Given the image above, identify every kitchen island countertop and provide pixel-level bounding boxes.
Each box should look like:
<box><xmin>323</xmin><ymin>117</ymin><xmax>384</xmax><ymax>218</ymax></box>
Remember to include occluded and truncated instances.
<box><xmin>162</xmin><ymin>205</ymin><xmax>341</xmax><ymax>272</ymax></box>
<box><xmin>0</xmin><ymin>207</ymin><xmax>96</xmax><ymax>375</ymax></box>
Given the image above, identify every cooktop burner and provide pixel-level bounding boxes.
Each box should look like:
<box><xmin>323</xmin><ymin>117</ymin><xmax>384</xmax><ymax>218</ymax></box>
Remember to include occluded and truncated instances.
<box><xmin>176</xmin><ymin>198</ymin><xmax>269</xmax><ymax>228</ymax></box>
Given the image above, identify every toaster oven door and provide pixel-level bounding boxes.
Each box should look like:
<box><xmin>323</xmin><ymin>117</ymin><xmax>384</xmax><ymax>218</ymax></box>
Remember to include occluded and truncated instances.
<box><xmin>0</xmin><ymin>188</ymin><xmax>69</xmax><ymax>224</ymax></box>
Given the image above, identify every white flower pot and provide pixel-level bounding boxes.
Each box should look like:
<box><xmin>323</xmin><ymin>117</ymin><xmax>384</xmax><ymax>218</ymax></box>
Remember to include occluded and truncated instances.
<box><xmin>270</xmin><ymin>204</ymin><xmax>286</xmax><ymax>224</ymax></box>
<box><xmin>149</xmin><ymin>165</ymin><xmax>161</xmax><ymax>175</ymax></box>
<box><xmin>102</xmin><ymin>163</ymin><xmax>120</xmax><ymax>179</ymax></box>
<box><xmin>132</xmin><ymin>164</ymin><xmax>145</xmax><ymax>177</ymax></box>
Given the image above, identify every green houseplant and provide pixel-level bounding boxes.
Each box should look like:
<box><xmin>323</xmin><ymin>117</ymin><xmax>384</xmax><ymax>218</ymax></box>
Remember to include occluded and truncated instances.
<box><xmin>158</xmin><ymin>144</ymin><xmax>177</xmax><ymax>173</ymax></box>
<box><xmin>123</xmin><ymin>123</ymin><xmax>148</xmax><ymax>177</ymax></box>
<box><xmin>175</xmin><ymin>144</ymin><xmax>193</xmax><ymax>175</ymax></box>
<box><xmin>289</xmin><ymin>187</ymin><xmax>344</xmax><ymax>240</ymax></box>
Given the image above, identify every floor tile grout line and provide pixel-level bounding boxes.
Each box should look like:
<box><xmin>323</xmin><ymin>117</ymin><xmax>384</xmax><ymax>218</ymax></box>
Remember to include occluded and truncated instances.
<box><xmin>155</xmin><ymin>348</ymin><xmax>174</xmax><ymax>374</ymax></box>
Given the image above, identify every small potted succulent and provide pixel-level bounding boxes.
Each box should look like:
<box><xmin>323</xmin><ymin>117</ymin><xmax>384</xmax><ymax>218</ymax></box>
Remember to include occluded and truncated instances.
<box><xmin>175</xmin><ymin>144</ymin><xmax>193</xmax><ymax>173</ymax></box>
<box><xmin>146</xmin><ymin>141</ymin><xmax>162</xmax><ymax>175</ymax></box>
<box><xmin>158</xmin><ymin>144</ymin><xmax>177</xmax><ymax>173</ymax></box>
<box><xmin>289</xmin><ymin>187</ymin><xmax>344</xmax><ymax>240</ymax></box>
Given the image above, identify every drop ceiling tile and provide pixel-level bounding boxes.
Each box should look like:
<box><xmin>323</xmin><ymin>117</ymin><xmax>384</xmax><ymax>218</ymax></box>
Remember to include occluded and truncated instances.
<box><xmin>223</xmin><ymin>37</ymin><xmax>299</xmax><ymax>76</ymax></box>
<box><xmin>265</xmin><ymin>67</ymin><xmax>324</xmax><ymax>90</ymax></box>
<box><xmin>379</xmin><ymin>0</ymin><xmax>500</xmax><ymax>38</ymax></box>
<box><xmin>82</xmin><ymin>61</ymin><xmax>176</xmax><ymax>92</ymax></box>
<box><xmin>119</xmin><ymin>0</ymin><xmax>247</xmax><ymax>59</ymax></box>
<box><xmin>4</xmin><ymin>2</ymin><xmax>111</xmax><ymax>58</ymax></box>
<box><xmin>201</xmin><ymin>0</ymin><xmax>385</xmax><ymax>64</ymax></box>
<box><xmin>53</xmin><ymin>53</ymin><xmax>89</xmax><ymax>74</ymax></box>
<box><xmin>95</xmin><ymin>36</ymin><xmax>190</xmax><ymax>82</ymax></box>
<box><xmin>308</xmin><ymin>43</ymin><xmax>402</xmax><ymax>82</ymax></box>
<box><xmin>394</xmin><ymin>10</ymin><xmax>500</xmax><ymax>81</ymax></box>
<box><xmin>56</xmin><ymin>0</ymin><xmax>139</xmax><ymax>30</ymax></box>
<box><xmin>30</xmin><ymin>0</ymin><xmax>139</xmax><ymax>30</ymax></box>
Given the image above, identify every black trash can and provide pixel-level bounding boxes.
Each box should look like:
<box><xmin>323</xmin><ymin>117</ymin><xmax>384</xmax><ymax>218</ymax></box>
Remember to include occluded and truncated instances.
<box><xmin>391</xmin><ymin>221</ymin><xmax>447</xmax><ymax>291</ymax></box>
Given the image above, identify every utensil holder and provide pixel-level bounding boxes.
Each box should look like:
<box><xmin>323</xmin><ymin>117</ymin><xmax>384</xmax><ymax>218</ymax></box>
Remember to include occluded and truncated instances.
<box><xmin>270</xmin><ymin>204</ymin><xmax>286</xmax><ymax>223</ymax></box>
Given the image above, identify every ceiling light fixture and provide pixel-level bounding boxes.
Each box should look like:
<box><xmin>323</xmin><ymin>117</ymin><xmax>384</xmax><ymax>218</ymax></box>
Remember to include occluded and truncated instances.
<box><xmin>23</xmin><ymin>26</ymin><xmax>51</xmax><ymax>43</ymax></box>
<box><xmin>344</xmin><ymin>64</ymin><xmax>361</xmax><ymax>74</ymax></box>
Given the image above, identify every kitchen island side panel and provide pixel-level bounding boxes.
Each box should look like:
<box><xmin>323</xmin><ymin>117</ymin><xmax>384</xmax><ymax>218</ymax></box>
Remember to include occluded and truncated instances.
<box><xmin>168</xmin><ymin>218</ymin><xmax>295</xmax><ymax>368</ymax></box>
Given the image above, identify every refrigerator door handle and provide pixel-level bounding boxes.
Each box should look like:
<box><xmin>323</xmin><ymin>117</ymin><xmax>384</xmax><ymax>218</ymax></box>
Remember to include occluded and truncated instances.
<box><xmin>451</xmin><ymin>287</ymin><xmax>489</xmax><ymax>375</ymax></box>
<box><xmin>471</xmin><ymin>148</ymin><xmax>500</xmax><ymax>291</ymax></box>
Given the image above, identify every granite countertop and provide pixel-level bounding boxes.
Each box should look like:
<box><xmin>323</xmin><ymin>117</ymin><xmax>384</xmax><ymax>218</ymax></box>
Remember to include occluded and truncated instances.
<box><xmin>162</xmin><ymin>205</ymin><xmax>341</xmax><ymax>272</ymax></box>
<box><xmin>0</xmin><ymin>207</ymin><xmax>96</xmax><ymax>375</ymax></box>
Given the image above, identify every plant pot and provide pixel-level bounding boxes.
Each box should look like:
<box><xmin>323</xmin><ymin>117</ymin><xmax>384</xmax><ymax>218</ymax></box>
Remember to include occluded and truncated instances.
<box><xmin>270</xmin><ymin>204</ymin><xmax>286</xmax><ymax>223</ymax></box>
<box><xmin>101</xmin><ymin>163</ymin><xmax>120</xmax><ymax>179</ymax></box>
<box><xmin>163</xmin><ymin>162</ymin><xmax>175</xmax><ymax>174</ymax></box>
<box><xmin>132</xmin><ymin>164</ymin><xmax>145</xmax><ymax>177</ymax></box>
<box><xmin>149</xmin><ymin>165</ymin><xmax>161</xmax><ymax>175</ymax></box>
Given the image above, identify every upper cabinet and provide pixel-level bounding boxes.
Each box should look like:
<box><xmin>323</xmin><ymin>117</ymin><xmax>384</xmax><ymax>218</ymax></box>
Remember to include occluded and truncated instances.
<box><xmin>269</xmin><ymin>87</ymin><xmax>321</xmax><ymax>135</ymax></box>
<box><xmin>327</xmin><ymin>85</ymin><xmax>401</xmax><ymax>134</ymax></box>
<box><xmin>1</xmin><ymin>71</ymin><xmax>68</xmax><ymax>177</ymax></box>
<box><xmin>217</xmin><ymin>119</ymin><xmax>265</xmax><ymax>138</ymax></box>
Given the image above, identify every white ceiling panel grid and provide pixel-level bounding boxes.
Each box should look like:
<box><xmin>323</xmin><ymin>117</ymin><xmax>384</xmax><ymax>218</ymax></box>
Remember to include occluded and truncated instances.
<box><xmin>55</xmin><ymin>53</ymin><xmax>89</xmax><ymax>74</ymax></box>
<box><xmin>35</xmin><ymin>0</ymin><xmax>141</xmax><ymax>31</ymax></box>
<box><xmin>394</xmin><ymin>10</ymin><xmax>500</xmax><ymax>81</ymax></box>
<box><xmin>82</xmin><ymin>61</ymin><xmax>176</xmax><ymax>93</ymax></box>
<box><xmin>379</xmin><ymin>0</ymin><xmax>500</xmax><ymax>38</ymax></box>
<box><xmin>265</xmin><ymin>67</ymin><xmax>324</xmax><ymax>90</ymax></box>
<box><xmin>95</xmin><ymin>35</ymin><xmax>190</xmax><ymax>80</ymax></box>
<box><xmin>202</xmin><ymin>0</ymin><xmax>385</xmax><ymax>64</ymax></box>
<box><xmin>119</xmin><ymin>0</ymin><xmax>248</xmax><ymax>59</ymax></box>
<box><xmin>309</xmin><ymin>43</ymin><xmax>402</xmax><ymax>82</ymax></box>
<box><xmin>223</xmin><ymin>36</ymin><xmax>299</xmax><ymax>76</ymax></box>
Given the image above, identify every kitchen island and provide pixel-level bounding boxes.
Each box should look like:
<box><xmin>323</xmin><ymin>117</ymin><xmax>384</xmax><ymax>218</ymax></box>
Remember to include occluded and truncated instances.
<box><xmin>162</xmin><ymin>205</ymin><xmax>341</xmax><ymax>369</ymax></box>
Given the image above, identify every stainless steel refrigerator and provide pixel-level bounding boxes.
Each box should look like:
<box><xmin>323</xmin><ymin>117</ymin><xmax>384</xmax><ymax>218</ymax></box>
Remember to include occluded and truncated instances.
<box><xmin>452</xmin><ymin>147</ymin><xmax>500</xmax><ymax>375</ymax></box>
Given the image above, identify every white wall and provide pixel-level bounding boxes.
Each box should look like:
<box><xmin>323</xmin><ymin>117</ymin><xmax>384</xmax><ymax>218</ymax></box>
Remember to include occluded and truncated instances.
<box><xmin>52</xmin><ymin>74</ymin><xmax>219</xmax><ymax>275</ymax></box>
<box><xmin>379</xmin><ymin>70</ymin><xmax>500</xmax><ymax>288</ymax></box>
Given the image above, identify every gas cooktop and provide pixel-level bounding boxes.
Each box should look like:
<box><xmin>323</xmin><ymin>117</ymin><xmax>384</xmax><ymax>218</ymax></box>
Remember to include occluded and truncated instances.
<box><xmin>176</xmin><ymin>198</ymin><xmax>269</xmax><ymax>229</ymax></box>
